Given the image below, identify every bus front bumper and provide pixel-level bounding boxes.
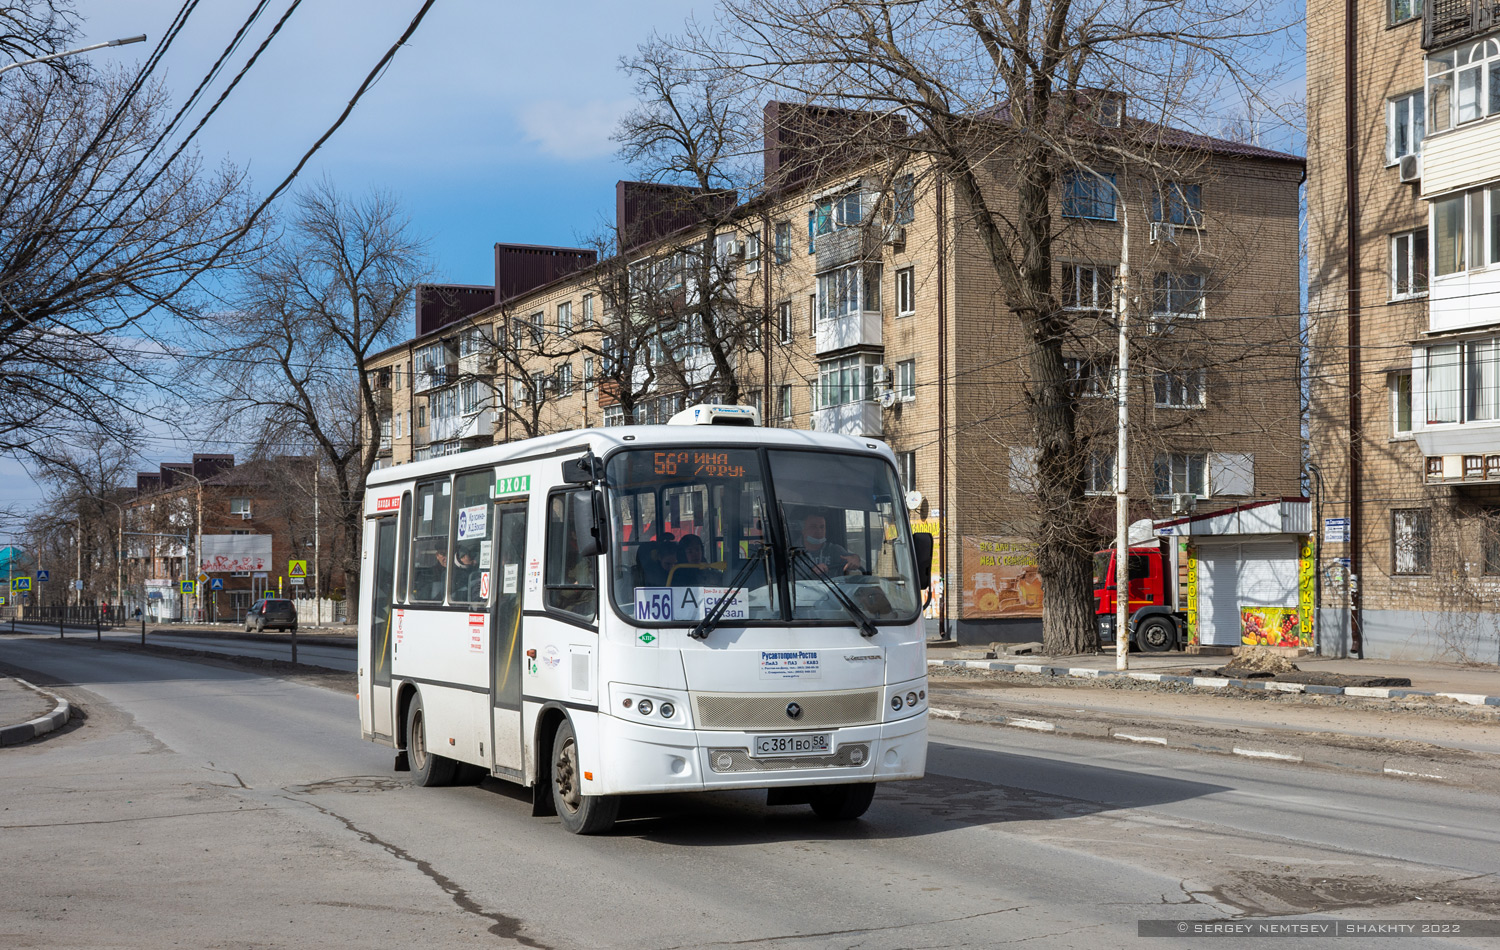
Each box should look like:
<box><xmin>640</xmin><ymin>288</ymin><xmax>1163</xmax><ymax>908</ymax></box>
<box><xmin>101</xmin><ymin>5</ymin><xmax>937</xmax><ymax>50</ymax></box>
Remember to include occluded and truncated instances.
<box><xmin>596</xmin><ymin>713</ymin><xmax>928</xmax><ymax>796</ymax></box>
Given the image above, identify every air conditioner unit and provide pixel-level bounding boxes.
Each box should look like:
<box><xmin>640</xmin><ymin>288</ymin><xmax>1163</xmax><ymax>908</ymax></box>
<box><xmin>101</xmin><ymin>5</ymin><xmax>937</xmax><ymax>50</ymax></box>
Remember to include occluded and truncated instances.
<box><xmin>1399</xmin><ymin>153</ymin><xmax>1421</xmax><ymax>183</ymax></box>
<box><xmin>878</xmin><ymin>389</ymin><xmax>899</xmax><ymax>409</ymax></box>
<box><xmin>1170</xmin><ymin>492</ymin><xmax>1197</xmax><ymax>515</ymax></box>
<box><xmin>725</xmin><ymin>240</ymin><xmax>745</xmax><ymax>259</ymax></box>
<box><xmin>871</xmin><ymin>365</ymin><xmax>890</xmax><ymax>384</ymax></box>
<box><xmin>239</xmin><ymin>511</ymin><xmax>253</xmax><ymax>520</ymax></box>
<box><xmin>1149</xmin><ymin>222</ymin><xmax>1177</xmax><ymax>245</ymax></box>
<box><xmin>885</xmin><ymin>226</ymin><xmax>906</xmax><ymax>248</ymax></box>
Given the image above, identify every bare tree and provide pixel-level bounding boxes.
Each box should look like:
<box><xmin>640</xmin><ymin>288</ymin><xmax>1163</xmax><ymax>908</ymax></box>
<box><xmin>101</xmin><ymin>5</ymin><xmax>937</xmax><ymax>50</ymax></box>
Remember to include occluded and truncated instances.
<box><xmin>205</xmin><ymin>182</ymin><xmax>425</xmax><ymax>612</ymax></box>
<box><xmin>683</xmin><ymin>0</ymin><xmax>1297</xmax><ymax>652</ymax></box>
<box><xmin>0</xmin><ymin>66</ymin><xmax>262</xmax><ymax>469</ymax></box>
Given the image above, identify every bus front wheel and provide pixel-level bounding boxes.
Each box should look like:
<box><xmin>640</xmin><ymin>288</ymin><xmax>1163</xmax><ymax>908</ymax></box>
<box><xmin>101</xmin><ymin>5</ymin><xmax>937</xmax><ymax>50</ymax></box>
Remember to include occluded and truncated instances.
<box><xmin>551</xmin><ymin>718</ymin><xmax>618</xmax><ymax>834</ymax></box>
<box><xmin>406</xmin><ymin>692</ymin><xmax>456</xmax><ymax>787</ymax></box>
<box><xmin>810</xmin><ymin>782</ymin><xmax>876</xmax><ymax>820</ymax></box>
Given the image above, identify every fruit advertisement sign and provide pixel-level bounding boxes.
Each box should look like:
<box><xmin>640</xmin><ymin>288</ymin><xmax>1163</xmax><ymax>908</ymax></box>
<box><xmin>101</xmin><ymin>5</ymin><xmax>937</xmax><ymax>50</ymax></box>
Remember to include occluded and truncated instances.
<box><xmin>961</xmin><ymin>536</ymin><xmax>1043</xmax><ymax>619</ymax></box>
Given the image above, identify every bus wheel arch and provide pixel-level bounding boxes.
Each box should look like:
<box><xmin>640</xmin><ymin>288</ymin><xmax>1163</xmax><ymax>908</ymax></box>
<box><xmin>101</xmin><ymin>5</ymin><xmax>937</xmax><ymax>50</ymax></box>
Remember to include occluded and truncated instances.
<box><xmin>395</xmin><ymin>680</ymin><xmax>419</xmax><ymax>750</ymax></box>
<box><xmin>530</xmin><ymin>704</ymin><xmax>568</xmax><ymax>816</ymax></box>
<box><xmin>548</xmin><ymin>715</ymin><xmax>619</xmax><ymax>834</ymax></box>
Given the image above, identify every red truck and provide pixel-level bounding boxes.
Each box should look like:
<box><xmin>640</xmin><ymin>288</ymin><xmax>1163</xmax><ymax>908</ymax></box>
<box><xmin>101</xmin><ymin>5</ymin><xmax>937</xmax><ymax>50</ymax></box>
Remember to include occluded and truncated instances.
<box><xmin>1092</xmin><ymin>538</ymin><xmax>1186</xmax><ymax>652</ymax></box>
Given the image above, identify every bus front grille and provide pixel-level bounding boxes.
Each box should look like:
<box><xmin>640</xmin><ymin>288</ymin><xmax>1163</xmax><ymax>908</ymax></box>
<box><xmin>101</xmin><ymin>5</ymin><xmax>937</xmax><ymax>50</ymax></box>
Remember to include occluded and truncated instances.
<box><xmin>707</xmin><ymin>744</ymin><xmax>871</xmax><ymax>772</ymax></box>
<box><xmin>691</xmin><ymin>688</ymin><xmax>882</xmax><ymax>730</ymax></box>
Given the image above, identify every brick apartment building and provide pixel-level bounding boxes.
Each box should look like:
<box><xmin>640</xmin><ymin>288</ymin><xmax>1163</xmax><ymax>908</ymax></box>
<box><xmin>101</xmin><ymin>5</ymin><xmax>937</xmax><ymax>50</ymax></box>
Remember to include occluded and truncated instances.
<box><xmin>123</xmin><ymin>455</ymin><xmax>342</xmax><ymax>622</ymax></box>
<box><xmin>1309</xmin><ymin>0</ymin><xmax>1500</xmax><ymax>661</ymax></box>
<box><xmin>366</xmin><ymin>101</ymin><xmax>1304</xmax><ymax>644</ymax></box>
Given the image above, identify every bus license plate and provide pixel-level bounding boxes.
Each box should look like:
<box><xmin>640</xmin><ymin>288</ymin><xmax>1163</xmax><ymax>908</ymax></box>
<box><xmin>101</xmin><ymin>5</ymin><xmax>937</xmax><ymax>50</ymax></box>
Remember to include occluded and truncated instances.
<box><xmin>753</xmin><ymin>733</ymin><xmax>831</xmax><ymax>758</ymax></box>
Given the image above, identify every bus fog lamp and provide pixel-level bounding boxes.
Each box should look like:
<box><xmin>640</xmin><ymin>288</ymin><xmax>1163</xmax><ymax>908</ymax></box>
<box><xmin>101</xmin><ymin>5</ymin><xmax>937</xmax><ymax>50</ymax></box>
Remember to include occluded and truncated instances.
<box><xmin>638</xmin><ymin>699</ymin><xmax>654</xmax><ymax>716</ymax></box>
<box><xmin>906</xmin><ymin>691</ymin><xmax>918</xmax><ymax>707</ymax></box>
<box><xmin>659</xmin><ymin>702</ymin><xmax>675</xmax><ymax>718</ymax></box>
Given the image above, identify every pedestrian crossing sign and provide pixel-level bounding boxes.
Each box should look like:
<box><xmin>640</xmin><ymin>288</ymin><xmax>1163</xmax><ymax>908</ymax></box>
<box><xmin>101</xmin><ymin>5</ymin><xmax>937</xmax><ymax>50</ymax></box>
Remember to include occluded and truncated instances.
<box><xmin>12</xmin><ymin>577</ymin><xmax>30</xmax><ymax>592</ymax></box>
<box><xmin>180</xmin><ymin>580</ymin><xmax>195</xmax><ymax>594</ymax></box>
<box><xmin>289</xmin><ymin>560</ymin><xmax>307</xmax><ymax>578</ymax></box>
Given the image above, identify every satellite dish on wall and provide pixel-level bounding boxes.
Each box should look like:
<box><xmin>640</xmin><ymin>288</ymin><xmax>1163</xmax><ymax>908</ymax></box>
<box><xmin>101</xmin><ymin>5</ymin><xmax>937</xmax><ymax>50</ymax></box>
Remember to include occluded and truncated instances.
<box><xmin>905</xmin><ymin>489</ymin><xmax>924</xmax><ymax>510</ymax></box>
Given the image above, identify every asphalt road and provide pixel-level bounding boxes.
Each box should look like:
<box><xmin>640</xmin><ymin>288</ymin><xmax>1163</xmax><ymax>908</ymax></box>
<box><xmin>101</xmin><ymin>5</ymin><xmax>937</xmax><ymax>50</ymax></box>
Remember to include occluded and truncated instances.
<box><xmin>10</xmin><ymin>622</ymin><xmax>358</xmax><ymax>671</ymax></box>
<box><xmin>2</xmin><ymin>634</ymin><xmax>1499</xmax><ymax>949</ymax></box>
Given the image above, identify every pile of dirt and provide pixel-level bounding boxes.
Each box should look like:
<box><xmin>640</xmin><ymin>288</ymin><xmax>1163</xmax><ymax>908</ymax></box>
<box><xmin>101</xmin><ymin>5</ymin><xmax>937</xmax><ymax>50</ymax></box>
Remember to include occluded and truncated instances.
<box><xmin>1187</xmin><ymin>651</ymin><xmax>1412</xmax><ymax>688</ymax></box>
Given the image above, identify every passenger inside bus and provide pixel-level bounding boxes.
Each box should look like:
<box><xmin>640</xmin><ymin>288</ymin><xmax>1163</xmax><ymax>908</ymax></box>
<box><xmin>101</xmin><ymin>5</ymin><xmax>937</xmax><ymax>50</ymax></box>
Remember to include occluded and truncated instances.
<box><xmin>666</xmin><ymin>534</ymin><xmax>724</xmax><ymax>586</ymax></box>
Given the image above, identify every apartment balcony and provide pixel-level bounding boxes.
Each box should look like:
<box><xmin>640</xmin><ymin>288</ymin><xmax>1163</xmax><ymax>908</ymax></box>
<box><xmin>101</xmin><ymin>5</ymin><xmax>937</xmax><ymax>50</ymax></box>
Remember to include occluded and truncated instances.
<box><xmin>458</xmin><ymin>350</ymin><xmax>495</xmax><ymax>377</ymax></box>
<box><xmin>814</xmin><ymin>226</ymin><xmax>882</xmax><ymax>271</ymax></box>
<box><xmin>1423</xmin><ymin>0</ymin><xmax>1500</xmax><ymax>49</ymax></box>
<box><xmin>374</xmin><ymin>387</ymin><xmax>393</xmax><ymax>411</ymax></box>
<box><xmin>815</xmin><ymin>309</ymin><xmax>882</xmax><ymax>355</ymax></box>
<box><xmin>811</xmin><ymin>400</ymin><xmax>883</xmax><ymax>438</ymax></box>
<box><xmin>1421</xmin><ymin>115</ymin><xmax>1500</xmax><ymax>199</ymax></box>
<box><xmin>429</xmin><ymin>408</ymin><xmax>494</xmax><ymax>444</ymax></box>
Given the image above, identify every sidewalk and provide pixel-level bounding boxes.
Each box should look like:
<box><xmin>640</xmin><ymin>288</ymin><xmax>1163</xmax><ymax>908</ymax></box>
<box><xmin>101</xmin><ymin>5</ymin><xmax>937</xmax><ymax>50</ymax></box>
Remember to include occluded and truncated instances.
<box><xmin>927</xmin><ymin>640</ymin><xmax>1500</xmax><ymax>705</ymax></box>
<box><xmin>0</xmin><ymin>676</ymin><xmax>71</xmax><ymax>747</ymax></box>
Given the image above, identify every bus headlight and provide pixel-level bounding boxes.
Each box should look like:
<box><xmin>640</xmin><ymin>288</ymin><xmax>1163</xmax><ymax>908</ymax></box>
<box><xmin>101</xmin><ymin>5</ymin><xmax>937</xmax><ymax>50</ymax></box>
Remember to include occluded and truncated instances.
<box><xmin>891</xmin><ymin>694</ymin><xmax>904</xmax><ymax>710</ymax></box>
<box><xmin>608</xmin><ymin>683</ymin><xmax>693</xmax><ymax>728</ymax></box>
<box><xmin>637</xmin><ymin>699</ymin><xmax>654</xmax><ymax>716</ymax></box>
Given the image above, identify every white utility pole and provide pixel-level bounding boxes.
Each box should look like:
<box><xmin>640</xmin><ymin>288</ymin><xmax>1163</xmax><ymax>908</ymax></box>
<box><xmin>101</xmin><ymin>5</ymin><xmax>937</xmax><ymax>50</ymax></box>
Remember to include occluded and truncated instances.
<box><xmin>1114</xmin><ymin>198</ymin><xmax>1132</xmax><ymax>672</ymax></box>
<box><xmin>313</xmin><ymin>457</ymin><xmax>321</xmax><ymax>626</ymax></box>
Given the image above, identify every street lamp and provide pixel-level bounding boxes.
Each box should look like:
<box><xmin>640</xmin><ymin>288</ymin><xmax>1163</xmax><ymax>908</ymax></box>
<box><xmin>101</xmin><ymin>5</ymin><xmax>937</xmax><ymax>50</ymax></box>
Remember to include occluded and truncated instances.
<box><xmin>0</xmin><ymin>34</ymin><xmax>147</xmax><ymax>78</ymax></box>
<box><xmin>92</xmin><ymin>493</ymin><xmax>129</xmax><ymax>619</ymax></box>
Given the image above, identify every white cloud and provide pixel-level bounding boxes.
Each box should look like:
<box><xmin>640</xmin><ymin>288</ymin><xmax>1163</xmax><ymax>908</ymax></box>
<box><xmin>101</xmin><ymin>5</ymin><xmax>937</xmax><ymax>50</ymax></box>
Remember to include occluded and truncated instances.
<box><xmin>517</xmin><ymin>98</ymin><xmax>635</xmax><ymax>161</ymax></box>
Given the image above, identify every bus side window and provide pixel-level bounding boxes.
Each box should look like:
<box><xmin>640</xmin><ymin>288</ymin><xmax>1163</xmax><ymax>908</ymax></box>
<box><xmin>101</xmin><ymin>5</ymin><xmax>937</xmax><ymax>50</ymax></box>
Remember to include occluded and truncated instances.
<box><xmin>545</xmin><ymin>491</ymin><xmax>598</xmax><ymax>622</ymax></box>
<box><xmin>411</xmin><ymin>478</ymin><xmax>451</xmax><ymax>604</ymax></box>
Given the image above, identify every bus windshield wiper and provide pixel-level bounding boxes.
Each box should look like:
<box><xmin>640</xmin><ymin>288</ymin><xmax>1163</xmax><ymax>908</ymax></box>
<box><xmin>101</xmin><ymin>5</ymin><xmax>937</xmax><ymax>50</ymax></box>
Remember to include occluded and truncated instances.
<box><xmin>689</xmin><ymin>544</ymin><xmax>768</xmax><ymax>641</ymax></box>
<box><xmin>788</xmin><ymin>547</ymin><xmax>878</xmax><ymax>638</ymax></box>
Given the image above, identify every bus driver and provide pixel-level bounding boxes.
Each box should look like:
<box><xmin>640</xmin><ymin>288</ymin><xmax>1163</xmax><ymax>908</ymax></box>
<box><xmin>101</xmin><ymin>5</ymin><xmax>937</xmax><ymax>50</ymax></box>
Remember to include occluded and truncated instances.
<box><xmin>800</xmin><ymin>513</ymin><xmax>862</xmax><ymax>576</ymax></box>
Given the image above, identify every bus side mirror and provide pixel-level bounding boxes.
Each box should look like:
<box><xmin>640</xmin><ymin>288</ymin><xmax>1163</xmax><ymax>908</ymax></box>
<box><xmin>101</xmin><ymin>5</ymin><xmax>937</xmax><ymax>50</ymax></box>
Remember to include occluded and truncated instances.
<box><xmin>912</xmin><ymin>532</ymin><xmax>934</xmax><ymax>590</ymax></box>
<box><xmin>572</xmin><ymin>490</ymin><xmax>604</xmax><ymax>558</ymax></box>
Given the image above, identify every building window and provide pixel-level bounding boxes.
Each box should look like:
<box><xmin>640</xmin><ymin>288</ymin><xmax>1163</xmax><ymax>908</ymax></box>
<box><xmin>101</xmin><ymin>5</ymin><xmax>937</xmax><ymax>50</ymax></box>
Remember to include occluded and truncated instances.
<box><xmin>1153</xmin><ymin>368</ymin><xmax>1206</xmax><ymax>408</ymax></box>
<box><xmin>1431</xmin><ymin>185</ymin><xmax>1500</xmax><ymax>277</ymax></box>
<box><xmin>584</xmin><ymin>357</ymin><xmax>595</xmax><ymax>392</ymax></box>
<box><xmin>1086</xmin><ymin>451</ymin><xmax>1116</xmax><ymax>495</ymax></box>
<box><xmin>777</xmin><ymin>301</ymin><xmax>792</xmax><ymax>343</ymax></box>
<box><xmin>816</xmin><ymin>355</ymin><xmax>879</xmax><ymax>408</ymax></box>
<box><xmin>581</xmin><ymin>294</ymin><xmax>594</xmax><ymax>327</ymax></box>
<box><xmin>807</xmin><ymin>210</ymin><xmax>815</xmax><ymax>254</ymax></box>
<box><xmin>1469</xmin><ymin>338</ymin><xmax>1500</xmax><ymax>421</ymax></box>
<box><xmin>817</xmin><ymin>263</ymin><xmax>881</xmax><ymax>322</ymax></box>
<box><xmin>808</xmin><ymin>293</ymin><xmax>816</xmax><ymax>337</ymax></box>
<box><xmin>1392</xmin><ymin>371</ymin><xmax>1414</xmax><ymax>436</ymax></box>
<box><xmin>1062</xmin><ymin>264</ymin><xmax>1114</xmax><ymax>311</ymax></box>
<box><xmin>896</xmin><ymin>267</ymin><xmax>915</xmax><ymax>316</ymax></box>
<box><xmin>229</xmin><ymin>497</ymin><xmax>252</xmax><ymax>517</ymax></box>
<box><xmin>1392</xmin><ymin>229</ymin><xmax>1430</xmax><ymax>298</ymax></box>
<box><xmin>394</xmin><ymin>412</ymin><xmax>403</xmax><ymax>439</ymax></box>
<box><xmin>897</xmin><ymin>451</ymin><xmax>916</xmax><ymax>492</ymax></box>
<box><xmin>814</xmin><ymin>190</ymin><xmax>864</xmax><ymax>235</ymax></box>
<box><xmin>1427</xmin><ymin>342</ymin><xmax>1461</xmax><ymax>423</ymax></box>
<box><xmin>531</xmin><ymin>371</ymin><xmax>546</xmax><ymax>405</ymax></box>
<box><xmin>779</xmin><ymin>384</ymin><xmax>793</xmax><ymax>421</ymax></box>
<box><xmin>417</xmin><ymin>404</ymin><xmax>426</xmax><ymax>428</ymax></box>
<box><xmin>1482</xmin><ymin>512</ymin><xmax>1500</xmax><ymax>574</ymax></box>
<box><xmin>896</xmin><ymin>359</ymin><xmax>916</xmax><ymax>400</ymax></box>
<box><xmin>745</xmin><ymin>233</ymin><xmax>761</xmax><ymax>274</ymax></box>
<box><xmin>394</xmin><ymin>365</ymin><xmax>403</xmax><ymax>390</ymax></box>
<box><xmin>774</xmin><ymin>221</ymin><xmax>791</xmax><ymax>263</ymax></box>
<box><xmin>1392</xmin><ymin>508</ymin><xmax>1431</xmax><ymax>574</ymax></box>
<box><xmin>1387</xmin><ymin>91</ymin><xmax>1425</xmax><ymax>163</ymax></box>
<box><xmin>558</xmin><ymin>363</ymin><xmax>573</xmax><ymax>397</ymax></box>
<box><xmin>1153</xmin><ymin>452</ymin><xmax>1206</xmax><ymax>497</ymax></box>
<box><xmin>1009</xmin><ymin>446</ymin><xmax>1038</xmax><ymax>494</ymax></box>
<box><xmin>893</xmin><ymin>173</ymin><xmax>915</xmax><ymax>225</ymax></box>
<box><xmin>1066</xmin><ymin>356</ymin><xmax>1116</xmax><ymax>398</ymax></box>
<box><xmin>1391</xmin><ymin>0</ymin><xmax>1423</xmax><ymax>23</ymax></box>
<box><xmin>1152</xmin><ymin>182</ymin><xmax>1203</xmax><ymax>228</ymax></box>
<box><xmin>1151</xmin><ymin>272</ymin><xmax>1206</xmax><ymax>323</ymax></box>
<box><xmin>603</xmin><ymin>405</ymin><xmax>625</xmax><ymax>427</ymax></box>
<box><xmin>1427</xmin><ymin>38</ymin><xmax>1500</xmax><ymax>132</ymax></box>
<box><xmin>557</xmin><ymin>301</ymin><xmax>572</xmax><ymax>335</ymax></box>
<box><xmin>1061</xmin><ymin>170</ymin><xmax>1116</xmax><ymax>221</ymax></box>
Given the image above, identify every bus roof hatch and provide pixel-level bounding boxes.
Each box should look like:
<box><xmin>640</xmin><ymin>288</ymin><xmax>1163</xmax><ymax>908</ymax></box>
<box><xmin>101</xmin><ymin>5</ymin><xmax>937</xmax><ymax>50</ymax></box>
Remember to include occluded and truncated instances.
<box><xmin>667</xmin><ymin>404</ymin><xmax>760</xmax><ymax>427</ymax></box>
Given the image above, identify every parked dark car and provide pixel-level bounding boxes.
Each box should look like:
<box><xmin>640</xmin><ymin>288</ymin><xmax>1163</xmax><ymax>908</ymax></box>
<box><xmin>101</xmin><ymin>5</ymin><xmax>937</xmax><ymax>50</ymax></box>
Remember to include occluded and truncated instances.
<box><xmin>246</xmin><ymin>598</ymin><xmax>298</xmax><ymax>633</ymax></box>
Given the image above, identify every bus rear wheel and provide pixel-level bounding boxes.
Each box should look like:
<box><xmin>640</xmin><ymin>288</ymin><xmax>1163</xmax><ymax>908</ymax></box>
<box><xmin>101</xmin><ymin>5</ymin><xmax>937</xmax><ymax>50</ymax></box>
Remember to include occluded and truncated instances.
<box><xmin>406</xmin><ymin>692</ymin><xmax>456</xmax><ymax>787</ymax></box>
<box><xmin>809</xmin><ymin>782</ymin><xmax>876</xmax><ymax>820</ymax></box>
<box><xmin>551</xmin><ymin>718</ymin><xmax>618</xmax><ymax>834</ymax></box>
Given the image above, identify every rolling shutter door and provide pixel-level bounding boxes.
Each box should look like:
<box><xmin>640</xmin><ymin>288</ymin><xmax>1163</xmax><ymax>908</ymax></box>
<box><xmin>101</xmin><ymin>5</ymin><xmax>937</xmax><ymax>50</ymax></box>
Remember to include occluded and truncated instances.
<box><xmin>1237</xmin><ymin>541</ymin><xmax>1299</xmax><ymax>607</ymax></box>
<box><xmin>1195</xmin><ymin>543</ymin><xmax>1242</xmax><ymax>646</ymax></box>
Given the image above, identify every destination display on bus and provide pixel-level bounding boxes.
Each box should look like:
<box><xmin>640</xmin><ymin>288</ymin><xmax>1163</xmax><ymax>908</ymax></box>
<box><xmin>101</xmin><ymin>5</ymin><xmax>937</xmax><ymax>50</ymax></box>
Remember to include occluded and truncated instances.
<box><xmin>653</xmin><ymin>450</ymin><xmax>747</xmax><ymax>479</ymax></box>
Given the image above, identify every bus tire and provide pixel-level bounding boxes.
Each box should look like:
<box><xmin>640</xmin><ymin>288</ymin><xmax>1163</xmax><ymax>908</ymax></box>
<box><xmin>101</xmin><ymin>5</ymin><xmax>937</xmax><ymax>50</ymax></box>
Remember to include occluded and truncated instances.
<box><xmin>406</xmin><ymin>692</ymin><xmax>456</xmax><ymax>787</ymax></box>
<box><xmin>551</xmin><ymin>718</ymin><xmax>618</xmax><ymax>834</ymax></box>
<box><xmin>809</xmin><ymin>782</ymin><xmax>876</xmax><ymax>820</ymax></box>
<box><xmin>1137</xmin><ymin>617</ymin><xmax>1176</xmax><ymax>653</ymax></box>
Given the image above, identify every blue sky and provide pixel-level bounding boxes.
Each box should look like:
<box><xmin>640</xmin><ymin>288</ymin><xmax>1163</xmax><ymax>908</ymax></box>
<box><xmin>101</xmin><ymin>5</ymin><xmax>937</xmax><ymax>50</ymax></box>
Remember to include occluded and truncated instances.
<box><xmin>0</xmin><ymin>0</ymin><xmax>704</xmax><ymax>516</ymax></box>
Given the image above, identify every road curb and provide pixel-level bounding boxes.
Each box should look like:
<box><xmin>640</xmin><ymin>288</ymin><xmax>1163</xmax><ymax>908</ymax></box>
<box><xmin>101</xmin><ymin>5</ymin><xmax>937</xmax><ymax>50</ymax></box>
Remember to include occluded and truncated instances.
<box><xmin>929</xmin><ymin>657</ymin><xmax>1500</xmax><ymax>708</ymax></box>
<box><xmin>0</xmin><ymin>679</ymin><xmax>71</xmax><ymax>747</ymax></box>
<box><xmin>927</xmin><ymin>702</ymin><xmax>1495</xmax><ymax>786</ymax></box>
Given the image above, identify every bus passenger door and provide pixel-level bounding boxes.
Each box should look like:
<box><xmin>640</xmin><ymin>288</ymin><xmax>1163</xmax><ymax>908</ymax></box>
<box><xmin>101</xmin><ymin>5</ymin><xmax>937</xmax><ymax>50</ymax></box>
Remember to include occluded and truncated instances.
<box><xmin>368</xmin><ymin>516</ymin><xmax>398</xmax><ymax>738</ymax></box>
<box><xmin>490</xmin><ymin>498</ymin><xmax>528</xmax><ymax>770</ymax></box>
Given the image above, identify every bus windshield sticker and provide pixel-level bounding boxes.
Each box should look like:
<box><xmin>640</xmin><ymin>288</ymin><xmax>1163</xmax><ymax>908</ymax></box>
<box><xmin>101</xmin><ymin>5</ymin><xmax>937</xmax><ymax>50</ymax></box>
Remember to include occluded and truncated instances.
<box><xmin>503</xmin><ymin>563</ymin><xmax>519</xmax><ymax>594</ymax></box>
<box><xmin>479</xmin><ymin>539</ymin><xmax>493</xmax><ymax>569</ymax></box>
<box><xmin>456</xmin><ymin>504</ymin><xmax>487</xmax><ymax>541</ymax></box>
<box><xmin>760</xmin><ymin>650</ymin><xmax>821</xmax><ymax>680</ymax></box>
<box><xmin>634</xmin><ymin>587</ymin><xmax>748</xmax><ymax>623</ymax></box>
<box><xmin>527</xmin><ymin>557</ymin><xmax>542</xmax><ymax>593</ymax></box>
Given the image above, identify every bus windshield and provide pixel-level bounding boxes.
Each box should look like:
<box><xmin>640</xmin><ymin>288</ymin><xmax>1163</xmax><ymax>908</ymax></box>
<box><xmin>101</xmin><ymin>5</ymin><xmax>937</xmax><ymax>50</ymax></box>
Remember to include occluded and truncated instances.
<box><xmin>605</xmin><ymin>447</ymin><xmax>922</xmax><ymax>626</ymax></box>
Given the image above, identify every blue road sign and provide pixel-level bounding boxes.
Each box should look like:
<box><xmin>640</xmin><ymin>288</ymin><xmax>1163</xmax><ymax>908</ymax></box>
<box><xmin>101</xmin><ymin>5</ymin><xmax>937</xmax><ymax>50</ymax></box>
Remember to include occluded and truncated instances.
<box><xmin>210</xmin><ymin>578</ymin><xmax>224</xmax><ymax>590</ymax></box>
<box><xmin>36</xmin><ymin>569</ymin><xmax>49</xmax><ymax>582</ymax></box>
